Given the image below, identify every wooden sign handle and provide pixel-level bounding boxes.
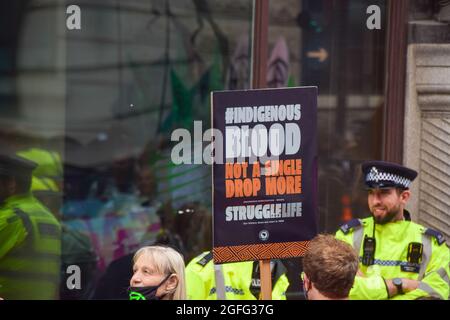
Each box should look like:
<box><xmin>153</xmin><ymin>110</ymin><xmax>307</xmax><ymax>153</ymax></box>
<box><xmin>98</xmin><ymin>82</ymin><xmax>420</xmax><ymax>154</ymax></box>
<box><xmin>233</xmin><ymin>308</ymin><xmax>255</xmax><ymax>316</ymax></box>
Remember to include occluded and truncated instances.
<box><xmin>259</xmin><ymin>259</ymin><xmax>272</xmax><ymax>300</ymax></box>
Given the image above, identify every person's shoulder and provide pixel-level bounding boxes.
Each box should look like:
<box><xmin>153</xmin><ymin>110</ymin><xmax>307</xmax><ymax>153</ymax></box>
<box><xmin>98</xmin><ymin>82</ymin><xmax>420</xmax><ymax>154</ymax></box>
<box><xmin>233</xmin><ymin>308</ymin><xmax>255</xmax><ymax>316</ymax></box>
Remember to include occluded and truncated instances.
<box><xmin>338</xmin><ymin>218</ymin><xmax>369</xmax><ymax>235</ymax></box>
<box><xmin>0</xmin><ymin>206</ymin><xmax>21</xmax><ymax>226</ymax></box>
<box><xmin>28</xmin><ymin>196</ymin><xmax>60</xmax><ymax>220</ymax></box>
<box><xmin>11</xmin><ymin>194</ymin><xmax>46</xmax><ymax>211</ymax></box>
<box><xmin>0</xmin><ymin>207</ymin><xmax>28</xmax><ymax>237</ymax></box>
<box><xmin>186</xmin><ymin>251</ymin><xmax>213</xmax><ymax>270</ymax></box>
<box><xmin>409</xmin><ymin>221</ymin><xmax>447</xmax><ymax>246</ymax></box>
<box><xmin>423</xmin><ymin>227</ymin><xmax>447</xmax><ymax>246</ymax></box>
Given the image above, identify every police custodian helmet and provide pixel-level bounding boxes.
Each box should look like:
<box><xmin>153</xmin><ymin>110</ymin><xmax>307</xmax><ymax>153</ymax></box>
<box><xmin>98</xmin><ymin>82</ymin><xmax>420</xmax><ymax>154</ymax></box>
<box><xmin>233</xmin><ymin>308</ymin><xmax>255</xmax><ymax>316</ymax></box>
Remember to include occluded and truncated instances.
<box><xmin>361</xmin><ymin>160</ymin><xmax>418</xmax><ymax>190</ymax></box>
<box><xmin>0</xmin><ymin>154</ymin><xmax>37</xmax><ymax>177</ymax></box>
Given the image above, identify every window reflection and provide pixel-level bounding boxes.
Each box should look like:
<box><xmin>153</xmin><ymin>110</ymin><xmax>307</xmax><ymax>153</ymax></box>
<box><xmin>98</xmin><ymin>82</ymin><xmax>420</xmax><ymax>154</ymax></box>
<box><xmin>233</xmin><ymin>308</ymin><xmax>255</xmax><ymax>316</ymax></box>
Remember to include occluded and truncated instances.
<box><xmin>268</xmin><ymin>0</ymin><xmax>386</xmax><ymax>299</ymax></box>
<box><xmin>0</xmin><ymin>0</ymin><xmax>387</xmax><ymax>300</ymax></box>
<box><xmin>0</xmin><ymin>0</ymin><xmax>252</xmax><ymax>300</ymax></box>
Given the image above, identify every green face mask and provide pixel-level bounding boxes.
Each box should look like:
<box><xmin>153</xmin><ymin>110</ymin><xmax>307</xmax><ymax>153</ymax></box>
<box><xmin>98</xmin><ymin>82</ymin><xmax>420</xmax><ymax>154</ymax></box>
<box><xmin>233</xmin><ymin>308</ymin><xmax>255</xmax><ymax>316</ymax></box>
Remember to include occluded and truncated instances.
<box><xmin>128</xmin><ymin>290</ymin><xmax>147</xmax><ymax>301</ymax></box>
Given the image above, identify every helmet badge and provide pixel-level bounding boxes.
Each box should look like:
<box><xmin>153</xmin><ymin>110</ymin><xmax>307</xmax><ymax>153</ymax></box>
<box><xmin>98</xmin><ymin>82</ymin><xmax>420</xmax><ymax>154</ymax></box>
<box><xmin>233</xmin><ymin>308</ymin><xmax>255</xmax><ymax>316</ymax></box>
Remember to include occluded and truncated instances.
<box><xmin>369</xmin><ymin>167</ymin><xmax>380</xmax><ymax>183</ymax></box>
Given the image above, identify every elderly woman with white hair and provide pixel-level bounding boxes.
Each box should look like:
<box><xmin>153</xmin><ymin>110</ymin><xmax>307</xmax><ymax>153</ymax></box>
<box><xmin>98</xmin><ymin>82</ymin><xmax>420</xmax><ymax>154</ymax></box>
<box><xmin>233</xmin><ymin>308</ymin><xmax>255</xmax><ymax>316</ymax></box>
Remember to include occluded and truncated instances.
<box><xmin>128</xmin><ymin>246</ymin><xmax>186</xmax><ymax>300</ymax></box>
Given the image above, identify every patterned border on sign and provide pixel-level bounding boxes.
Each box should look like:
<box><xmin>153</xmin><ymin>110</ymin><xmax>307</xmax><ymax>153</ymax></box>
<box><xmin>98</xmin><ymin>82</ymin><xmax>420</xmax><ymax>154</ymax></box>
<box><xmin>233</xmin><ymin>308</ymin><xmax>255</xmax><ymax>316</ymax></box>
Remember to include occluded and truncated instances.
<box><xmin>213</xmin><ymin>241</ymin><xmax>310</xmax><ymax>263</ymax></box>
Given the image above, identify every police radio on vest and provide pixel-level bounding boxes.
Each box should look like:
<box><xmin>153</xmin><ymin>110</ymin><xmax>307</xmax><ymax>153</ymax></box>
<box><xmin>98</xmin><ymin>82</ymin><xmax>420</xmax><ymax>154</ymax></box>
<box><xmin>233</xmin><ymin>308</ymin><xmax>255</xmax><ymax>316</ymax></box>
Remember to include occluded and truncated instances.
<box><xmin>225</xmin><ymin>123</ymin><xmax>301</xmax><ymax>159</ymax></box>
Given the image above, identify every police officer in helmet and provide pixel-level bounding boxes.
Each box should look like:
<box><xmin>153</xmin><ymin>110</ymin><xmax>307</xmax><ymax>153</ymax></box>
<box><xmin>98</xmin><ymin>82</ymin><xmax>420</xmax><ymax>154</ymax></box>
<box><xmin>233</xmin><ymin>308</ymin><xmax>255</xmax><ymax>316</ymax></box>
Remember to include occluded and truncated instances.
<box><xmin>336</xmin><ymin>161</ymin><xmax>449</xmax><ymax>300</ymax></box>
<box><xmin>0</xmin><ymin>153</ymin><xmax>61</xmax><ymax>300</ymax></box>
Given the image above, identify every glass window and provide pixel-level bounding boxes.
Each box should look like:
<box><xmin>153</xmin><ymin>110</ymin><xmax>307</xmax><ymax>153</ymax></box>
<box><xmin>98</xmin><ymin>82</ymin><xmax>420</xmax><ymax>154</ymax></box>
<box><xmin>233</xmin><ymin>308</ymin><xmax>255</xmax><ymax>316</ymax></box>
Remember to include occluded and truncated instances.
<box><xmin>268</xmin><ymin>0</ymin><xmax>387</xmax><ymax>299</ymax></box>
<box><xmin>268</xmin><ymin>0</ymin><xmax>386</xmax><ymax>233</ymax></box>
<box><xmin>1</xmin><ymin>0</ymin><xmax>389</xmax><ymax>300</ymax></box>
<box><xmin>0</xmin><ymin>0</ymin><xmax>253</xmax><ymax>300</ymax></box>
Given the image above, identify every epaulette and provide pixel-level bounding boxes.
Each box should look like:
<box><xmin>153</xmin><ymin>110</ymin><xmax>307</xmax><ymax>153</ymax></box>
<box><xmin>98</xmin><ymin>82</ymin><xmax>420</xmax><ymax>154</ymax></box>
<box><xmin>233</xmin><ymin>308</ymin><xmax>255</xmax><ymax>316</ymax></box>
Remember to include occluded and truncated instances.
<box><xmin>196</xmin><ymin>251</ymin><xmax>213</xmax><ymax>267</ymax></box>
<box><xmin>424</xmin><ymin>228</ymin><xmax>446</xmax><ymax>246</ymax></box>
<box><xmin>339</xmin><ymin>219</ymin><xmax>362</xmax><ymax>235</ymax></box>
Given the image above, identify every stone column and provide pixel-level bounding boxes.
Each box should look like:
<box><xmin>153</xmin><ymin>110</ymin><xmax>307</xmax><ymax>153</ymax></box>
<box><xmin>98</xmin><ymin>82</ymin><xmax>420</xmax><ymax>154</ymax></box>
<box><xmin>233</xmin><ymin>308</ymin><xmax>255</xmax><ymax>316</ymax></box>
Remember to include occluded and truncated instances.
<box><xmin>404</xmin><ymin>44</ymin><xmax>450</xmax><ymax>239</ymax></box>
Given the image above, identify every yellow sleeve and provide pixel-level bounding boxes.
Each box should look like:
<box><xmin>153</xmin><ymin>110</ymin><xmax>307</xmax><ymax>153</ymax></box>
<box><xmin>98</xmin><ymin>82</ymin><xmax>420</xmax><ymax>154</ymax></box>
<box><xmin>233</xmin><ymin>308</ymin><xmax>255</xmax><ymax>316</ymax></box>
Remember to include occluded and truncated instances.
<box><xmin>336</xmin><ymin>228</ymin><xmax>389</xmax><ymax>300</ymax></box>
<box><xmin>272</xmin><ymin>274</ymin><xmax>289</xmax><ymax>300</ymax></box>
<box><xmin>392</xmin><ymin>240</ymin><xmax>449</xmax><ymax>300</ymax></box>
<box><xmin>349</xmin><ymin>275</ymin><xmax>389</xmax><ymax>300</ymax></box>
<box><xmin>0</xmin><ymin>212</ymin><xmax>26</xmax><ymax>259</ymax></box>
<box><xmin>185</xmin><ymin>260</ymin><xmax>209</xmax><ymax>300</ymax></box>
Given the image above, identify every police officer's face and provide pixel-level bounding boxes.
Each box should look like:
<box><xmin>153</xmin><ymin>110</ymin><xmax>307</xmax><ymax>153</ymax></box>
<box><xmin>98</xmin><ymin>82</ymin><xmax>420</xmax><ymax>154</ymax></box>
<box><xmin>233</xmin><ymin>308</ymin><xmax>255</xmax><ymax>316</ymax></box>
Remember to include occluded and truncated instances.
<box><xmin>0</xmin><ymin>176</ymin><xmax>14</xmax><ymax>203</ymax></box>
<box><xmin>368</xmin><ymin>188</ymin><xmax>409</xmax><ymax>224</ymax></box>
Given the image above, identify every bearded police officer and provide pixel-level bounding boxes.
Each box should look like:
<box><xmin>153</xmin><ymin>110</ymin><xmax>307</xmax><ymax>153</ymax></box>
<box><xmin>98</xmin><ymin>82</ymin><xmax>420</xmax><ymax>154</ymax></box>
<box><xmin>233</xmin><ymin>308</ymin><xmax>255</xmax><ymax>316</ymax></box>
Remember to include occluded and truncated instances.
<box><xmin>336</xmin><ymin>161</ymin><xmax>449</xmax><ymax>300</ymax></box>
<box><xmin>0</xmin><ymin>153</ymin><xmax>61</xmax><ymax>299</ymax></box>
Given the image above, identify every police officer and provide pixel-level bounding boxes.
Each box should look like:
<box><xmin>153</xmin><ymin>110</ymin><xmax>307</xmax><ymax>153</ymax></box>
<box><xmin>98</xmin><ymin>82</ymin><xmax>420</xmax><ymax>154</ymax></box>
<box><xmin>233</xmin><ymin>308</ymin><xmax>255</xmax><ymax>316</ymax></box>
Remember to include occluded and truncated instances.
<box><xmin>17</xmin><ymin>147</ymin><xmax>63</xmax><ymax>192</ymax></box>
<box><xmin>336</xmin><ymin>161</ymin><xmax>449</xmax><ymax>300</ymax></box>
<box><xmin>185</xmin><ymin>251</ymin><xmax>289</xmax><ymax>300</ymax></box>
<box><xmin>0</xmin><ymin>153</ymin><xmax>61</xmax><ymax>299</ymax></box>
<box><xmin>17</xmin><ymin>148</ymin><xmax>63</xmax><ymax>217</ymax></box>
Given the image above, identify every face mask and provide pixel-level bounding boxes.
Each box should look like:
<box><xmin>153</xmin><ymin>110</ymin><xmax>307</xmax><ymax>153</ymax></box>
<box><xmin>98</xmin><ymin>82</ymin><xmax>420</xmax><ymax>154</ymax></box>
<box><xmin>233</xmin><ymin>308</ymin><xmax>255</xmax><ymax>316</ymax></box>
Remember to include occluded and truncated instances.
<box><xmin>303</xmin><ymin>283</ymin><xmax>310</xmax><ymax>300</ymax></box>
<box><xmin>128</xmin><ymin>274</ymin><xmax>171</xmax><ymax>301</ymax></box>
<box><xmin>301</xmin><ymin>273</ymin><xmax>309</xmax><ymax>300</ymax></box>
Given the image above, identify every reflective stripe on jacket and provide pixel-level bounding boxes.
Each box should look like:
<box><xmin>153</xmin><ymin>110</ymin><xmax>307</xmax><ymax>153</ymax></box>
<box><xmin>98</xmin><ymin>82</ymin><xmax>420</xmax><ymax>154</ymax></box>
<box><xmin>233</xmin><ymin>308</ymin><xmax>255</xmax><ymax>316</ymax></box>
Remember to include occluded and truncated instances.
<box><xmin>0</xmin><ymin>193</ymin><xmax>61</xmax><ymax>299</ymax></box>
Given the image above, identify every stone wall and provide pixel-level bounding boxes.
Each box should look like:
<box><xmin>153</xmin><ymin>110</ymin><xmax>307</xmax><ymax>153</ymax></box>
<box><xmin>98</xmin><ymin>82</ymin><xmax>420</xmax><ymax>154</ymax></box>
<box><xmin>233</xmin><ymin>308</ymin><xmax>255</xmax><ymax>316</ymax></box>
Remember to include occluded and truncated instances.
<box><xmin>404</xmin><ymin>44</ymin><xmax>450</xmax><ymax>239</ymax></box>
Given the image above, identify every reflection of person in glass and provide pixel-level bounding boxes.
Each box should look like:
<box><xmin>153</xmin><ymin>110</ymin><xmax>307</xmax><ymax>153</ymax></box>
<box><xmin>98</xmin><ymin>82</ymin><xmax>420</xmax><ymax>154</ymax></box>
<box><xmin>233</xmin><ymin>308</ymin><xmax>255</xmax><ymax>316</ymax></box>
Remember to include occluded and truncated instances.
<box><xmin>0</xmin><ymin>153</ymin><xmax>61</xmax><ymax>299</ymax></box>
<box><xmin>128</xmin><ymin>246</ymin><xmax>186</xmax><ymax>300</ymax></box>
<box><xmin>336</xmin><ymin>161</ymin><xmax>449</xmax><ymax>300</ymax></box>
<box><xmin>17</xmin><ymin>147</ymin><xmax>99</xmax><ymax>300</ymax></box>
<box><xmin>173</xmin><ymin>202</ymin><xmax>212</xmax><ymax>263</ymax></box>
<box><xmin>136</xmin><ymin>165</ymin><xmax>158</xmax><ymax>207</ymax></box>
<box><xmin>16</xmin><ymin>147</ymin><xmax>63</xmax><ymax>218</ymax></box>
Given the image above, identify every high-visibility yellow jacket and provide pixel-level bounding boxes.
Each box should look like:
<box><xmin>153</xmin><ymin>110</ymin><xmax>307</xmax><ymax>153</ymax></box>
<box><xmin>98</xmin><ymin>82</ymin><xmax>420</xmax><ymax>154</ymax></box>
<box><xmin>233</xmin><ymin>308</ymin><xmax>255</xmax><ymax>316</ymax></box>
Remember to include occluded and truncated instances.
<box><xmin>17</xmin><ymin>148</ymin><xmax>62</xmax><ymax>193</ymax></box>
<box><xmin>336</xmin><ymin>216</ymin><xmax>449</xmax><ymax>300</ymax></box>
<box><xmin>0</xmin><ymin>193</ymin><xmax>61</xmax><ymax>299</ymax></box>
<box><xmin>17</xmin><ymin>148</ymin><xmax>63</xmax><ymax>180</ymax></box>
<box><xmin>185</xmin><ymin>251</ymin><xmax>289</xmax><ymax>300</ymax></box>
